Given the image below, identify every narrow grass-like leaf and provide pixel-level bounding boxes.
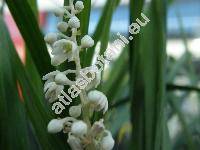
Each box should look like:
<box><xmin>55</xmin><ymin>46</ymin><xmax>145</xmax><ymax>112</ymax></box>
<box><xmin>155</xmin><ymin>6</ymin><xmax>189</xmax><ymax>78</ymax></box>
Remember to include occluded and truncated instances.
<box><xmin>102</xmin><ymin>48</ymin><xmax>128</xmax><ymax>96</ymax></box>
<box><xmin>129</xmin><ymin>0</ymin><xmax>167</xmax><ymax>150</ymax></box>
<box><xmin>129</xmin><ymin>0</ymin><xmax>145</xmax><ymax>149</ymax></box>
<box><xmin>5</xmin><ymin>0</ymin><xmax>53</xmax><ymax>76</ymax></box>
<box><xmin>0</xmin><ymin>16</ymin><xmax>30</xmax><ymax>150</ymax></box>
<box><xmin>79</xmin><ymin>0</ymin><xmax>91</xmax><ymax>65</ymax></box>
<box><xmin>83</xmin><ymin>0</ymin><xmax>120</xmax><ymax>67</ymax></box>
<box><xmin>0</xmin><ymin>15</ymin><xmax>68</xmax><ymax>150</ymax></box>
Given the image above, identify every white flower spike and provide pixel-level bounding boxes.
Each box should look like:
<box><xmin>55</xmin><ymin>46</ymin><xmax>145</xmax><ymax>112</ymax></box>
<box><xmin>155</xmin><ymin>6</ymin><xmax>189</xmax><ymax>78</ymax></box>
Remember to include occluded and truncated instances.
<box><xmin>81</xmin><ymin>35</ymin><xmax>94</xmax><ymax>48</ymax></box>
<box><xmin>43</xmin><ymin>1</ymin><xmax>114</xmax><ymax>149</ymax></box>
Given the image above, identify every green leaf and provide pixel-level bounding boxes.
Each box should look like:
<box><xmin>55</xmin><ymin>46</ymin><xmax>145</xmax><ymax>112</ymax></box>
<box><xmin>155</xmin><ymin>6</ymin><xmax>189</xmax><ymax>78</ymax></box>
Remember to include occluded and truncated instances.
<box><xmin>79</xmin><ymin>0</ymin><xmax>91</xmax><ymax>66</ymax></box>
<box><xmin>0</xmin><ymin>15</ymin><xmax>30</xmax><ymax>150</ymax></box>
<box><xmin>27</xmin><ymin>0</ymin><xmax>38</xmax><ymax>17</ymax></box>
<box><xmin>129</xmin><ymin>0</ymin><xmax>145</xmax><ymax>149</ymax></box>
<box><xmin>83</xmin><ymin>0</ymin><xmax>120</xmax><ymax>67</ymax></box>
<box><xmin>102</xmin><ymin>48</ymin><xmax>128</xmax><ymax>98</ymax></box>
<box><xmin>80</xmin><ymin>0</ymin><xmax>91</xmax><ymax>36</ymax></box>
<box><xmin>5</xmin><ymin>0</ymin><xmax>53</xmax><ymax>77</ymax></box>
<box><xmin>129</xmin><ymin>0</ymin><xmax>167</xmax><ymax>150</ymax></box>
<box><xmin>0</xmin><ymin>15</ymin><xmax>68</xmax><ymax>150</ymax></box>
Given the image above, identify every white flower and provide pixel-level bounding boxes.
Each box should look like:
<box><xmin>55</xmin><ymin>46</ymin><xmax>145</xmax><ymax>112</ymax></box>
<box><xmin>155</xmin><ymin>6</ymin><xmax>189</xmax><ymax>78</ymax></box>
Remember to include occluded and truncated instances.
<box><xmin>71</xmin><ymin>121</ymin><xmax>87</xmax><ymax>137</ymax></box>
<box><xmin>57</xmin><ymin>21</ymin><xmax>68</xmax><ymax>32</ymax></box>
<box><xmin>51</xmin><ymin>39</ymin><xmax>77</xmax><ymax>66</ymax></box>
<box><xmin>75</xmin><ymin>1</ymin><xmax>84</xmax><ymax>11</ymax></box>
<box><xmin>68</xmin><ymin>16</ymin><xmax>80</xmax><ymax>29</ymax></box>
<box><xmin>101</xmin><ymin>130</ymin><xmax>115</xmax><ymax>150</ymax></box>
<box><xmin>81</xmin><ymin>35</ymin><xmax>94</xmax><ymax>48</ymax></box>
<box><xmin>44</xmin><ymin>33</ymin><xmax>57</xmax><ymax>44</ymax></box>
<box><xmin>55</xmin><ymin>72</ymin><xmax>74</xmax><ymax>85</ymax></box>
<box><xmin>44</xmin><ymin>81</ymin><xmax>64</xmax><ymax>103</ymax></box>
<box><xmin>69</xmin><ymin>105</ymin><xmax>82</xmax><ymax>118</ymax></box>
<box><xmin>47</xmin><ymin>119</ymin><xmax>64</xmax><ymax>133</ymax></box>
<box><xmin>43</xmin><ymin>71</ymin><xmax>72</xmax><ymax>102</ymax></box>
<box><xmin>54</xmin><ymin>7</ymin><xmax>65</xmax><ymax>17</ymax></box>
<box><xmin>87</xmin><ymin>90</ymin><xmax>108</xmax><ymax>114</ymax></box>
<box><xmin>80</xmin><ymin>66</ymin><xmax>101</xmax><ymax>91</ymax></box>
<box><xmin>67</xmin><ymin>133</ymin><xmax>83</xmax><ymax>150</ymax></box>
<box><xmin>90</xmin><ymin>119</ymin><xmax>105</xmax><ymax>137</ymax></box>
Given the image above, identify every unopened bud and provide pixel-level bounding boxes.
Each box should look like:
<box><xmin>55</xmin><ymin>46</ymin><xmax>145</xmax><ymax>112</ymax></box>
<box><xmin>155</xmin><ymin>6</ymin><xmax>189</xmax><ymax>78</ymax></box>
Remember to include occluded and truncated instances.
<box><xmin>54</xmin><ymin>8</ymin><xmax>65</xmax><ymax>17</ymax></box>
<box><xmin>75</xmin><ymin>1</ymin><xmax>84</xmax><ymax>11</ymax></box>
<box><xmin>71</xmin><ymin>121</ymin><xmax>87</xmax><ymax>136</ymax></box>
<box><xmin>57</xmin><ymin>22</ymin><xmax>68</xmax><ymax>32</ymax></box>
<box><xmin>68</xmin><ymin>16</ymin><xmax>80</xmax><ymax>29</ymax></box>
<box><xmin>47</xmin><ymin>119</ymin><xmax>64</xmax><ymax>133</ymax></box>
<box><xmin>101</xmin><ymin>131</ymin><xmax>115</xmax><ymax>150</ymax></box>
<box><xmin>44</xmin><ymin>33</ymin><xmax>57</xmax><ymax>44</ymax></box>
<box><xmin>81</xmin><ymin>35</ymin><xmax>94</xmax><ymax>48</ymax></box>
<box><xmin>69</xmin><ymin>105</ymin><xmax>82</xmax><ymax>118</ymax></box>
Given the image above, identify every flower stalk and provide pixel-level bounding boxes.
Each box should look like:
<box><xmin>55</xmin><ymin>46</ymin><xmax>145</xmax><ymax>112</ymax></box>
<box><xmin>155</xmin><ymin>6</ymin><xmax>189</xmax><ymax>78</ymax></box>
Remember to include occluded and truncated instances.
<box><xmin>43</xmin><ymin>1</ymin><xmax>114</xmax><ymax>150</ymax></box>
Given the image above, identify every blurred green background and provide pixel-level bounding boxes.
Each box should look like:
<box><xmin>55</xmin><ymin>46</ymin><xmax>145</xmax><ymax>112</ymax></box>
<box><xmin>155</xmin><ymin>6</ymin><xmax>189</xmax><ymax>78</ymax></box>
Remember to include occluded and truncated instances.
<box><xmin>0</xmin><ymin>0</ymin><xmax>199</xmax><ymax>149</ymax></box>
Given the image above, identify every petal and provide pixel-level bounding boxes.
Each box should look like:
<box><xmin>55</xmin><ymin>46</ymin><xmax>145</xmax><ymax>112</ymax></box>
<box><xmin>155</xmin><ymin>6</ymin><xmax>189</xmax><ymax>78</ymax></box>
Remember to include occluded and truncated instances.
<box><xmin>51</xmin><ymin>46</ymin><xmax>64</xmax><ymax>55</ymax></box>
<box><xmin>55</xmin><ymin>85</ymin><xmax>64</xmax><ymax>97</ymax></box>
<box><xmin>103</xmin><ymin>101</ymin><xmax>108</xmax><ymax>114</ymax></box>
<box><xmin>44</xmin><ymin>81</ymin><xmax>55</xmax><ymax>92</ymax></box>
<box><xmin>45</xmin><ymin>83</ymin><xmax>57</xmax><ymax>99</ymax></box>
<box><xmin>67</xmin><ymin>51</ymin><xmax>74</xmax><ymax>62</ymax></box>
<box><xmin>44</xmin><ymin>78</ymin><xmax>54</xmax><ymax>88</ymax></box>
<box><xmin>42</xmin><ymin>70</ymin><xmax>59</xmax><ymax>80</ymax></box>
<box><xmin>51</xmin><ymin>54</ymin><xmax>68</xmax><ymax>66</ymax></box>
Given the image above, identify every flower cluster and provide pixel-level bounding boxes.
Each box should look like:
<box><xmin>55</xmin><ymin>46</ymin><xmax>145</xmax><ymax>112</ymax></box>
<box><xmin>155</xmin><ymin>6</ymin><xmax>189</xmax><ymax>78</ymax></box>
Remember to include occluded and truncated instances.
<box><xmin>43</xmin><ymin>1</ymin><xmax>114</xmax><ymax>150</ymax></box>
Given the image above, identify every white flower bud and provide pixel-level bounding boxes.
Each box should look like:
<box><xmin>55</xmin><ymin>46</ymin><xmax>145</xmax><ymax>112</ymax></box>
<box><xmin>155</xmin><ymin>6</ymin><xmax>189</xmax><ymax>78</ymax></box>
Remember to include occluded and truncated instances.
<box><xmin>54</xmin><ymin>8</ymin><xmax>65</xmax><ymax>17</ymax></box>
<box><xmin>69</xmin><ymin>105</ymin><xmax>82</xmax><ymax>118</ymax></box>
<box><xmin>71</xmin><ymin>121</ymin><xmax>87</xmax><ymax>136</ymax></box>
<box><xmin>81</xmin><ymin>35</ymin><xmax>94</xmax><ymax>48</ymax></box>
<box><xmin>55</xmin><ymin>72</ymin><xmax>69</xmax><ymax>84</ymax></box>
<box><xmin>67</xmin><ymin>133</ymin><xmax>83</xmax><ymax>150</ymax></box>
<box><xmin>44</xmin><ymin>33</ymin><xmax>57</xmax><ymax>44</ymax></box>
<box><xmin>75</xmin><ymin>1</ymin><xmax>84</xmax><ymax>11</ymax></box>
<box><xmin>47</xmin><ymin>119</ymin><xmax>64</xmax><ymax>133</ymax></box>
<box><xmin>57</xmin><ymin>22</ymin><xmax>68</xmax><ymax>32</ymax></box>
<box><xmin>88</xmin><ymin>90</ymin><xmax>108</xmax><ymax>113</ymax></box>
<box><xmin>101</xmin><ymin>131</ymin><xmax>115</xmax><ymax>150</ymax></box>
<box><xmin>90</xmin><ymin>119</ymin><xmax>105</xmax><ymax>137</ymax></box>
<box><xmin>68</xmin><ymin>16</ymin><xmax>80</xmax><ymax>29</ymax></box>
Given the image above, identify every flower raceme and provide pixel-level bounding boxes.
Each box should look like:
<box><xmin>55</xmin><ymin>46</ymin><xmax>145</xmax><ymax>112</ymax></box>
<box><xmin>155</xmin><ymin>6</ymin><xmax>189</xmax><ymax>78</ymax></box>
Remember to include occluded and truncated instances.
<box><xmin>43</xmin><ymin>1</ymin><xmax>114</xmax><ymax>150</ymax></box>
